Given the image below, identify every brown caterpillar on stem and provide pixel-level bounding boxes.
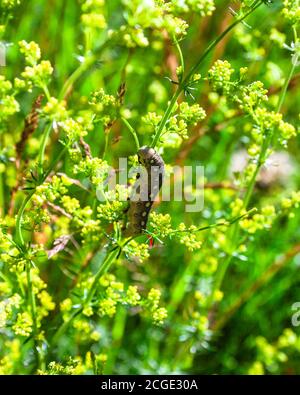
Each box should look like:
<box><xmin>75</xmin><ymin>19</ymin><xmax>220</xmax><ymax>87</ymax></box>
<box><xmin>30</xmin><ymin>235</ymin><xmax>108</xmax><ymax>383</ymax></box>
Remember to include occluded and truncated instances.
<box><xmin>124</xmin><ymin>146</ymin><xmax>164</xmax><ymax>237</ymax></box>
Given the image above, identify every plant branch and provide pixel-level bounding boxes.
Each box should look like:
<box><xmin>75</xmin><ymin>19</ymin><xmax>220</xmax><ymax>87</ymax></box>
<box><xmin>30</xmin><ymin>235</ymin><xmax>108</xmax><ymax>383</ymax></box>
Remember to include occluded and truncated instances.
<box><xmin>122</xmin><ymin>117</ymin><xmax>140</xmax><ymax>151</ymax></box>
<box><xmin>208</xmin><ymin>22</ymin><xmax>299</xmax><ymax>312</ymax></box>
<box><xmin>51</xmin><ymin>246</ymin><xmax>121</xmax><ymax>345</ymax></box>
<box><xmin>151</xmin><ymin>1</ymin><xmax>263</xmax><ymax>148</ymax></box>
<box><xmin>37</xmin><ymin>123</ymin><xmax>53</xmax><ymax>173</ymax></box>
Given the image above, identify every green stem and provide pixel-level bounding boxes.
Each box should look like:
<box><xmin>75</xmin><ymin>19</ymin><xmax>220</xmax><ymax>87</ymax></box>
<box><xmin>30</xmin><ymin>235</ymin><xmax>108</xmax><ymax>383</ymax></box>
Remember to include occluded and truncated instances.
<box><xmin>15</xmin><ymin>192</ymin><xmax>34</xmax><ymax>246</ymax></box>
<box><xmin>51</xmin><ymin>307</ymin><xmax>83</xmax><ymax>347</ymax></box>
<box><xmin>0</xmin><ymin>172</ymin><xmax>4</xmax><ymax>218</ymax></box>
<box><xmin>184</xmin><ymin>1</ymin><xmax>262</xmax><ymax>85</ymax></box>
<box><xmin>38</xmin><ymin>123</ymin><xmax>53</xmax><ymax>173</ymax></box>
<box><xmin>151</xmin><ymin>90</ymin><xmax>180</xmax><ymax>148</ymax></box>
<box><xmin>26</xmin><ymin>261</ymin><xmax>41</xmax><ymax>369</ymax></box>
<box><xmin>276</xmin><ymin>30</ymin><xmax>298</xmax><ymax>113</ymax></box>
<box><xmin>0</xmin><ymin>134</ymin><xmax>5</xmax><ymax>217</ymax></box>
<box><xmin>41</xmin><ymin>84</ymin><xmax>51</xmax><ymax>101</ymax></box>
<box><xmin>276</xmin><ymin>61</ymin><xmax>297</xmax><ymax>113</ymax></box>
<box><xmin>59</xmin><ymin>55</ymin><xmax>96</xmax><ymax>100</ymax></box>
<box><xmin>209</xmin><ymin>22</ymin><xmax>298</xmax><ymax>309</ymax></box>
<box><xmin>122</xmin><ymin>117</ymin><xmax>140</xmax><ymax>150</ymax></box>
<box><xmin>26</xmin><ymin>263</ymin><xmax>37</xmax><ymax>333</ymax></box>
<box><xmin>58</xmin><ymin>40</ymin><xmax>110</xmax><ymax>101</ymax></box>
<box><xmin>173</xmin><ymin>35</ymin><xmax>184</xmax><ymax>78</ymax></box>
<box><xmin>168</xmin><ymin>209</ymin><xmax>256</xmax><ymax>318</ymax></box>
<box><xmin>244</xmin><ymin>29</ymin><xmax>298</xmax><ymax>210</ymax></box>
<box><xmin>169</xmin><ymin>208</ymin><xmax>257</xmax><ymax>235</ymax></box>
<box><xmin>44</xmin><ymin>146</ymin><xmax>67</xmax><ymax>179</ymax></box>
<box><xmin>103</xmin><ymin>307</ymin><xmax>127</xmax><ymax>374</ymax></box>
<box><xmin>243</xmin><ymin>135</ymin><xmax>269</xmax><ymax>209</ymax></box>
<box><xmin>15</xmin><ymin>147</ymin><xmax>66</xmax><ymax>247</ymax></box>
<box><xmin>51</xmin><ymin>247</ymin><xmax>120</xmax><ymax>345</ymax></box>
<box><xmin>85</xmin><ymin>247</ymin><xmax>120</xmax><ymax>305</ymax></box>
<box><xmin>103</xmin><ymin>128</ymin><xmax>110</xmax><ymax>159</ymax></box>
<box><xmin>151</xmin><ymin>1</ymin><xmax>263</xmax><ymax>148</ymax></box>
<box><xmin>208</xmin><ymin>165</ymin><xmax>264</xmax><ymax>307</ymax></box>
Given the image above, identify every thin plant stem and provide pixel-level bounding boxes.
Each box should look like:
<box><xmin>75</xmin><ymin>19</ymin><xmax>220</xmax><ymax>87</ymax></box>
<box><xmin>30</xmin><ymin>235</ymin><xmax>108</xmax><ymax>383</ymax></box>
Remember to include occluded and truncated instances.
<box><xmin>37</xmin><ymin>123</ymin><xmax>53</xmax><ymax>172</ymax></box>
<box><xmin>0</xmin><ymin>173</ymin><xmax>4</xmax><ymax>218</ymax></box>
<box><xmin>103</xmin><ymin>128</ymin><xmax>110</xmax><ymax>159</ymax></box>
<box><xmin>276</xmin><ymin>61</ymin><xmax>298</xmax><ymax>113</ymax></box>
<box><xmin>51</xmin><ymin>246</ymin><xmax>121</xmax><ymax>345</ymax></box>
<box><xmin>243</xmin><ymin>135</ymin><xmax>269</xmax><ymax>209</ymax></box>
<box><xmin>151</xmin><ymin>1</ymin><xmax>263</xmax><ymax>148</ymax></box>
<box><xmin>276</xmin><ymin>27</ymin><xmax>298</xmax><ymax>113</ymax></box>
<box><xmin>167</xmin><ymin>209</ymin><xmax>257</xmax><ymax>318</ymax></box>
<box><xmin>14</xmin><ymin>45</ymin><xmax>111</xmax><ymax>330</ymax></box>
<box><xmin>43</xmin><ymin>146</ymin><xmax>67</xmax><ymax>179</ymax></box>
<box><xmin>41</xmin><ymin>84</ymin><xmax>51</xmax><ymax>101</ymax></box>
<box><xmin>183</xmin><ymin>1</ymin><xmax>262</xmax><ymax>85</ymax></box>
<box><xmin>26</xmin><ymin>260</ymin><xmax>43</xmax><ymax>370</ymax></box>
<box><xmin>169</xmin><ymin>208</ymin><xmax>257</xmax><ymax>235</ymax></box>
<box><xmin>59</xmin><ymin>55</ymin><xmax>96</xmax><ymax>100</ymax></box>
<box><xmin>26</xmin><ymin>262</ymin><xmax>37</xmax><ymax>335</ymax></box>
<box><xmin>50</xmin><ymin>307</ymin><xmax>83</xmax><ymax>347</ymax></box>
<box><xmin>208</xmin><ymin>24</ymin><xmax>299</xmax><ymax>310</ymax></box>
<box><xmin>15</xmin><ymin>192</ymin><xmax>34</xmax><ymax>246</ymax></box>
<box><xmin>15</xmin><ymin>146</ymin><xmax>66</xmax><ymax>247</ymax></box>
<box><xmin>122</xmin><ymin>117</ymin><xmax>140</xmax><ymax>150</ymax></box>
<box><xmin>151</xmin><ymin>90</ymin><xmax>181</xmax><ymax>148</ymax></box>
<box><xmin>173</xmin><ymin>35</ymin><xmax>185</xmax><ymax>77</ymax></box>
<box><xmin>0</xmin><ymin>134</ymin><xmax>4</xmax><ymax>217</ymax></box>
<box><xmin>58</xmin><ymin>41</ymin><xmax>110</xmax><ymax>101</ymax></box>
<box><xmin>241</xmin><ymin>28</ymin><xmax>299</xmax><ymax>210</ymax></box>
<box><xmin>85</xmin><ymin>247</ymin><xmax>120</xmax><ymax>305</ymax></box>
<box><xmin>103</xmin><ymin>306</ymin><xmax>127</xmax><ymax>374</ymax></box>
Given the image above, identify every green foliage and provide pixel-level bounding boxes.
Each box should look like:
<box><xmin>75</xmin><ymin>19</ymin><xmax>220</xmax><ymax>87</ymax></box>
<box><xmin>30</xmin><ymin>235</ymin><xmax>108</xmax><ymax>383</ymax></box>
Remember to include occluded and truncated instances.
<box><xmin>0</xmin><ymin>0</ymin><xmax>300</xmax><ymax>375</ymax></box>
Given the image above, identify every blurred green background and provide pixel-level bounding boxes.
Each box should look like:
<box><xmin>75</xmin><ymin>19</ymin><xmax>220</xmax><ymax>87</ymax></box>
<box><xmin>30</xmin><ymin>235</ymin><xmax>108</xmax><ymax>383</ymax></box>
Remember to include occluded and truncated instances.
<box><xmin>1</xmin><ymin>0</ymin><xmax>300</xmax><ymax>374</ymax></box>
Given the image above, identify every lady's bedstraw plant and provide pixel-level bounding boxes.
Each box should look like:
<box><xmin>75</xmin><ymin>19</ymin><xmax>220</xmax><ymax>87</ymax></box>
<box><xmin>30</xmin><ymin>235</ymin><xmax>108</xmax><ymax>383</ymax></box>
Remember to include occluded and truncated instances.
<box><xmin>1</xmin><ymin>0</ymin><xmax>300</xmax><ymax>375</ymax></box>
<box><xmin>204</xmin><ymin>0</ymin><xmax>300</xmax><ymax>311</ymax></box>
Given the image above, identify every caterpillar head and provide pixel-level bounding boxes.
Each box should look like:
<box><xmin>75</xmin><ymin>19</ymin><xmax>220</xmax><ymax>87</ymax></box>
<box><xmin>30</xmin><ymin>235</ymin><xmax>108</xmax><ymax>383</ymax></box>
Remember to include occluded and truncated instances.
<box><xmin>137</xmin><ymin>146</ymin><xmax>156</xmax><ymax>166</ymax></box>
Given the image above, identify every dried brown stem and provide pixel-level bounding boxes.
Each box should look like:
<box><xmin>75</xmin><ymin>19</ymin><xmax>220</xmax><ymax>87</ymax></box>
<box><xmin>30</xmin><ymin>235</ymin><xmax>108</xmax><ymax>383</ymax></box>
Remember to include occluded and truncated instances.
<box><xmin>9</xmin><ymin>95</ymin><xmax>44</xmax><ymax>215</ymax></box>
<box><xmin>79</xmin><ymin>137</ymin><xmax>92</xmax><ymax>159</ymax></box>
<box><xmin>15</xmin><ymin>95</ymin><xmax>44</xmax><ymax>168</ymax></box>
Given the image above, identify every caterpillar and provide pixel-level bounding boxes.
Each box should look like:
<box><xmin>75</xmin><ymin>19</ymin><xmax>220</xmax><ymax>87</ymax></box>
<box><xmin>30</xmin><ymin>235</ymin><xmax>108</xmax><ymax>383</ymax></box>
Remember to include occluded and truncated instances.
<box><xmin>124</xmin><ymin>146</ymin><xmax>165</xmax><ymax>237</ymax></box>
